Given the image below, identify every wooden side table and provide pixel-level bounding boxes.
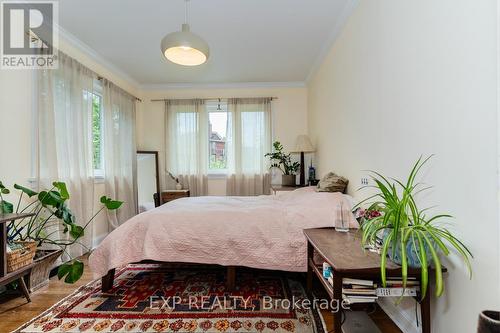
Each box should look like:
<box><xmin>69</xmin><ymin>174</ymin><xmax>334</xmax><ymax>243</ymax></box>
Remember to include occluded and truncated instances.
<box><xmin>270</xmin><ymin>184</ymin><xmax>305</xmax><ymax>195</ymax></box>
<box><xmin>304</xmin><ymin>228</ymin><xmax>444</xmax><ymax>333</ymax></box>
<box><xmin>160</xmin><ymin>190</ymin><xmax>190</xmax><ymax>204</ymax></box>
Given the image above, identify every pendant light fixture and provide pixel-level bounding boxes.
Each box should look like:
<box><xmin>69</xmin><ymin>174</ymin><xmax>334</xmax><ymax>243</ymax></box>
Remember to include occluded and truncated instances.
<box><xmin>160</xmin><ymin>0</ymin><xmax>209</xmax><ymax>66</ymax></box>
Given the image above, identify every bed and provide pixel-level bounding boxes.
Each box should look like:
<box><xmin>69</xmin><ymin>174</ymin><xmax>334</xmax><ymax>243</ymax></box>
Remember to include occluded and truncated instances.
<box><xmin>89</xmin><ymin>187</ymin><xmax>358</xmax><ymax>291</ymax></box>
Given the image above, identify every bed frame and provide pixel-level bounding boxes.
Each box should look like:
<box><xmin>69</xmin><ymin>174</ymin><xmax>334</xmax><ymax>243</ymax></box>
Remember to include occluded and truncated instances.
<box><xmin>101</xmin><ymin>265</ymin><xmax>236</xmax><ymax>292</ymax></box>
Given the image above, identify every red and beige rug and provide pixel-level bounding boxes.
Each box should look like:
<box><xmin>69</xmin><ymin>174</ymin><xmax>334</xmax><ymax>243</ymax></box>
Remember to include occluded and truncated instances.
<box><xmin>15</xmin><ymin>264</ymin><xmax>326</xmax><ymax>333</ymax></box>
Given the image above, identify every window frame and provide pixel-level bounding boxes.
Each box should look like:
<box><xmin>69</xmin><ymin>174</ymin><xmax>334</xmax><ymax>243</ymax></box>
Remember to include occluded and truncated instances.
<box><xmin>207</xmin><ymin>100</ymin><xmax>229</xmax><ymax>176</ymax></box>
<box><xmin>92</xmin><ymin>81</ymin><xmax>105</xmax><ymax>181</ymax></box>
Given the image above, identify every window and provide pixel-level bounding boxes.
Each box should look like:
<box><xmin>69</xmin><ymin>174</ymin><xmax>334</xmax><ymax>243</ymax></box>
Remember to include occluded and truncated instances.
<box><xmin>92</xmin><ymin>92</ymin><xmax>104</xmax><ymax>178</ymax></box>
<box><xmin>207</xmin><ymin>100</ymin><xmax>228</xmax><ymax>172</ymax></box>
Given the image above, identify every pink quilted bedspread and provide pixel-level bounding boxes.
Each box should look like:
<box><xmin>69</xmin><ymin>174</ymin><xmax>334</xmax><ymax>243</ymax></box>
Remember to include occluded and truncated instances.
<box><xmin>89</xmin><ymin>187</ymin><xmax>358</xmax><ymax>278</ymax></box>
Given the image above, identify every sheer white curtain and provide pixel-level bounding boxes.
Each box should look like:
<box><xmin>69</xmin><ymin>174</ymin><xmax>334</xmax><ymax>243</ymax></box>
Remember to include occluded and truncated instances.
<box><xmin>226</xmin><ymin>98</ymin><xmax>272</xmax><ymax>196</ymax></box>
<box><xmin>165</xmin><ymin>99</ymin><xmax>208</xmax><ymax>196</ymax></box>
<box><xmin>102</xmin><ymin>80</ymin><xmax>138</xmax><ymax>230</ymax></box>
<box><xmin>37</xmin><ymin>52</ymin><xmax>95</xmax><ymax>258</ymax></box>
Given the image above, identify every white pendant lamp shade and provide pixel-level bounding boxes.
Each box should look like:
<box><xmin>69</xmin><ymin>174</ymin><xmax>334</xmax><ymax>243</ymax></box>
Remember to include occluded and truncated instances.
<box><xmin>161</xmin><ymin>23</ymin><xmax>209</xmax><ymax>66</ymax></box>
<box><xmin>161</xmin><ymin>0</ymin><xmax>209</xmax><ymax>67</ymax></box>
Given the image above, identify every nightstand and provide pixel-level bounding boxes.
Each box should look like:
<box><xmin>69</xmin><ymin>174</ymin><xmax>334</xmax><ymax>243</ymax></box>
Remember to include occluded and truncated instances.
<box><xmin>270</xmin><ymin>184</ymin><xmax>305</xmax><ymax>195</ymax></box>
<box><xmin>158</xmin><ymin>190</ymin><xmax>190</xmax><ymax>205</ymax></box>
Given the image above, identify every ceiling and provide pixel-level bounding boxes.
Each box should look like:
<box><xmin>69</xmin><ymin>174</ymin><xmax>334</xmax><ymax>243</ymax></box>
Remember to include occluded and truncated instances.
<box><xmin>58</xmin><ymin>0</ymin><xmax>352</xmax><ymax>86</ymax></box>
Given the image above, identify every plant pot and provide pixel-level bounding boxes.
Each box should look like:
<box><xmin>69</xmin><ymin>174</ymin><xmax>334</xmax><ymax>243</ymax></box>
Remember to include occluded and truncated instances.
<box><xmin>384</xmin><ymin>231</ymin><xmax>432</xmax><ymax>268</ymax></box>
<box><xmin>478</xmin><ymin>311</ymin><xmax>500</xmax><ymax>333</ymax></box>
<box><xmin>28</xmin><ymin>249</ymin><xmax>63</xmax><ymax>292</ymax></box>
<box><xmin>281</xmin><ymin>174</ymin><xmax>296</xmax><ymax>186</ymax></box>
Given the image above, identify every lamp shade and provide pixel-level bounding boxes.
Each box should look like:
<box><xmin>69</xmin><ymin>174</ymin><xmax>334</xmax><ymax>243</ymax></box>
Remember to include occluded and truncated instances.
<box><xmin>161</xmin><ymin>24</ymin><xmax>209</xmax><ymax>66</ymax></box>
<box><xmin>292</xmin><ymin>135</ymin><xmax>315</xmax><ymax>153</ymax></box>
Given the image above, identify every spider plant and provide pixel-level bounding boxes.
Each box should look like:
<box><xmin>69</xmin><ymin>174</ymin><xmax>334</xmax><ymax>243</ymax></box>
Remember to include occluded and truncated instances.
<box><xmin>358</xmin><ymin>156</ymin><xmax>472</xmax><ymax>299</ymax></box>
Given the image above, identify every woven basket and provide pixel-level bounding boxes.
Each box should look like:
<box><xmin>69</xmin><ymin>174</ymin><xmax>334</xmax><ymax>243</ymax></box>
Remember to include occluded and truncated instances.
<box><xmin>7</xmin><ymin>241</ymin><xmax>37</xmax><ymax>273</ymax></box>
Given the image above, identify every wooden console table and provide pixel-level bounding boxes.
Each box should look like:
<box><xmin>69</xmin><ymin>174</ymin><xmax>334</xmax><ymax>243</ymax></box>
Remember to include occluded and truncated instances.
<box><xmin>304</xmin><ymin>228</ymin><xmax>444</xmax><ymax>333</ymax></box>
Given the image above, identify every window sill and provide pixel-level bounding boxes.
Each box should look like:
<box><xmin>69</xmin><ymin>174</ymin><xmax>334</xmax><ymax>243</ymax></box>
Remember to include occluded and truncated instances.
<box><xmin>208</xmin><ymin>173</ymin><xmax>227</xmax><ymax>179</ymax></box>
<box><xmin>94</xmin><ymin>176</ymin><xmax>105</xmax><ymax>184</ymax></box>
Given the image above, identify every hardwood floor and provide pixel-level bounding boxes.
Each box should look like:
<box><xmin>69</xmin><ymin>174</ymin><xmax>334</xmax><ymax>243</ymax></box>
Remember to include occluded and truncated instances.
<box><xmin>0</xmin><ymin>257</ymin><xmax>93</xmax><ymax>333</ymax></box>
<box><xmin>0</xmin><ymin>258</ymin><xmax>402</xmax><ymax>333</ymax></box>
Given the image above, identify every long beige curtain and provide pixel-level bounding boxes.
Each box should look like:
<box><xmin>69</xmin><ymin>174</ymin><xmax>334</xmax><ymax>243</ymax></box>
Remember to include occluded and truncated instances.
<box><xmin>102</xmin><ymin>80</ymin><xmax>138</xmax><ymax>230</ymax></box>
<box><xmin>165</xmin><ymin>99</ymin><xmax>208</xmax><ymax>196</ymax></box>
<box><xmin>37</xmin><ymin>52</ymin><xmax>95</xmax><ymax>257</ymax></box>
<box><xmin>226</xmin><ymin>98</ymin><xmax>272</xmax><ymax>196</ymax></box>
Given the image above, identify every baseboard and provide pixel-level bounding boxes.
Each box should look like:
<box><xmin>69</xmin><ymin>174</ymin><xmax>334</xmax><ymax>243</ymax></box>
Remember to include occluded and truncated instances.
<box><xmin>377</xmin><ymin>298</ymin><xmax>421</xmax><ymax>333</ymax></box>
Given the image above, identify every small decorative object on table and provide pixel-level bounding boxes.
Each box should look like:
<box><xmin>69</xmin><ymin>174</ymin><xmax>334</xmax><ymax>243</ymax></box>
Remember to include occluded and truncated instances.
<box><xmin>167</xmin><ymin>171</ymin><xmax>183</xmax><ymax>190</ymax></box>
<box><xmin>334</xmin><ymin>202</ymin><xmax>350</xmax><ymax>232</ymax></box>
<box><xmin>308</xmin><ymin>159</ymin><xmax>319</xmax><ymax>185</ymax></box>
<box><xmin>322</xmin><ymin>262</ymin><xmax>332</xmax><ymax>279</ymax></box>
<box><xmin>291</xmin><ymin>135</ymin><xmax>316</xmax><ymax>186</ymax></box>
<box><xmin>265</xmin><ymin>141</ymin><xmax>300</xmax><ymax>186</ymax></box>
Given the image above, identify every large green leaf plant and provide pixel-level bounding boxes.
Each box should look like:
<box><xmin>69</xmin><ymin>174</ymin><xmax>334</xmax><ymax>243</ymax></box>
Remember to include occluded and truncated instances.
<box><xmin>357</xmin><ymin>156</ymin><xmax>472</xmax><ymax>299</ymax></box>
<box><xmin>0</xmin><ymin>181</ymin><xmax>122</xmax><ymax>283</ymax></box>
<box><xmin>264</xmin><ymin>141</ymin><xmax>300</xmax><ymax>175</ymax></box>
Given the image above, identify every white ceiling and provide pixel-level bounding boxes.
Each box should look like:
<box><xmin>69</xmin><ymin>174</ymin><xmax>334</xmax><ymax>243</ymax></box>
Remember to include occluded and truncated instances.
<box><xmin>58</xmin><ymin>0</ymin><xmax>353</xmax><ymax>86</ymax></box>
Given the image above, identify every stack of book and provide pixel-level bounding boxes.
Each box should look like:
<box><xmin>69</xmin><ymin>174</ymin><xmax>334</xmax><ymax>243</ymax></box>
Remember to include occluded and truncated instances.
<box><xmin>376</xmin><ymin>278</ymin><xmax>420</xmax><ymax>297</ymax></box>
<box><xmin>340</xmin><ymin>278</ymin><xmax>378</xmax><ymax>304</ymax></box>
<box><xmin>321</xmin><ymin>261</ymin><xmax>420</xmax><ymax>303</ymax></box>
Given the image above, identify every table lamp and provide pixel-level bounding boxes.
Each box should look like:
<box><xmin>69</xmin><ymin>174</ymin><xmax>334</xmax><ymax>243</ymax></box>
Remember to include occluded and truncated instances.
<box><xmin>292</xmin><ymin>135</ymin><xmax>315</xmax><ymax>186</ymax></box>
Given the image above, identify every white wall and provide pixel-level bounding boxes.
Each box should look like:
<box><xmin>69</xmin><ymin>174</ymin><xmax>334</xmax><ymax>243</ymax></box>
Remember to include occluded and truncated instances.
<box><xmin>308</xmin><ymin>1</ymin><xmax>499</xmax><ymax>332</ymax></box>
<box><xmin>137</xmin><ymin>86</ymin><xmax>308</xmax><ymax>194</ymax></box>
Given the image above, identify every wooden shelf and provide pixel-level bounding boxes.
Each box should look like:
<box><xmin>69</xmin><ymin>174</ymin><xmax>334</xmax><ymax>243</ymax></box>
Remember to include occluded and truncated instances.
<box><xmin>0</xmin><ymin>213</ymin><xmax>34</xmax><ymax>224</ymax></box>
<box><xmin>0</xmin><ymin>262</ymin><xmax>34</xmax><ymax>285</ymax></box>
<box><xmin>309</xmin><ymin>258</ymin><xmax>333</xmax><ymax>298</ymax></box>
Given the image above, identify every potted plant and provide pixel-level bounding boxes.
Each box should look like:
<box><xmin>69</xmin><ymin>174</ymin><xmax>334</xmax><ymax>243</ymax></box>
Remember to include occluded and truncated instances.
<box><xmin>265</xmin><ymin>141</ymin><xmax>300</xmax><ymax>186</ymax></box>
<box><xmin>0</xmin><ymin>180</ymin><xmax>122</xmax><ymax>290</ymax></box>
<box><xmin>357</xmin><ymin>156</ymin><xmax>472</xmax><ymax>299</ymax></box>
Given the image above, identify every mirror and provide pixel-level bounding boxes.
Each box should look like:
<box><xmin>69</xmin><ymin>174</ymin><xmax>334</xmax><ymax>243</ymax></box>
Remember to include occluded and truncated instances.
<box><xmin>137</xmin><ymin>151</ymin><xmax>159</xmax><ymax>213</ymax></box>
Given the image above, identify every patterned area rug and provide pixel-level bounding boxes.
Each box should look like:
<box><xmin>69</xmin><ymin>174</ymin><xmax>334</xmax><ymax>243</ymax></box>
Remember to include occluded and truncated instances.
<box><xmin>15</xmin><ymin>264</ymin><xmax>326</xmax><ymax>333</ymax></box>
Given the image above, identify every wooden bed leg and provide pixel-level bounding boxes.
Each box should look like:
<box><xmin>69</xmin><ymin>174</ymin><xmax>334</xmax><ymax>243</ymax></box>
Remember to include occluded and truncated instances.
<box><xmin>101</xmin><ymin>268</ymin><xmax>115</xmax><ymax>293</ymax></box>
<box><xmin>226</xmin><ymin>266</ymin><xmax>236</xmax><ymax>291</ymax></box>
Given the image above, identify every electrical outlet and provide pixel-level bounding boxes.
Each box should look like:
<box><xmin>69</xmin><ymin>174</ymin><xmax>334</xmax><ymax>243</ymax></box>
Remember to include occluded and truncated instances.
<box><xmin>360</xmin><ymin>177</ymin><xmax>369</xmax><ymax>186</ymax></box>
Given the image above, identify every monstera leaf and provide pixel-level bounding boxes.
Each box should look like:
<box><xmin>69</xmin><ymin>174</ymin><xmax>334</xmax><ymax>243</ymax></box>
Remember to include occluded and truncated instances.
<box><xmin>69</xmin><ymin>224</ymin><xmax>84</xmax><ymax>239</ymax></box>
<box><xmin>57</xmin><ymin>260</ymin><xmax>84</xmax><ymax>284</ymax></box>
<box><xmin>38</xmin><ymin>191</ymin><xmax>64</xmax><ymax>207</ymax></box>
<box><xmin>52</xmin><ymin>182</ymin><xmax>69</xmax><ymax>200</ymax></box>
<box><xmin>13</xmin><ymin>184</ymin><xmax>38</xmax><ymax>197</ymax></box>
<box><xmin>0</xmin><ymin>200</ymin><xmax>13</xmax><ymax>214</ymax></box>
<box><xmin>100</xmin><ymin>196</ymin><xmax>123</xmax><ymax>210</ymax></box>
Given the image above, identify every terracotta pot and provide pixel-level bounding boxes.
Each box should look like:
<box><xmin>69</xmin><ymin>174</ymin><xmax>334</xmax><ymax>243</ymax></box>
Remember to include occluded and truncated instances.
<box><xmin>478</xmin><ymin>311</ymin><xmax>500</xmax><ymax>333</ymax></box>
<box><xmin>281</xmin><ymin>174</ymin><xmax>296</xmax><ymax>186</ymax></box>
<box><xmin>28</xmin><ymin>249</ymin><xmax>63</xmax><ymax>292</ymax></box>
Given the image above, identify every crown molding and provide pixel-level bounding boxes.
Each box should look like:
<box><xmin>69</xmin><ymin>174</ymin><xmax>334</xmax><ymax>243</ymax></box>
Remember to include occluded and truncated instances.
<box><xmin>305</xmin><ymin>0</ymin><xmax>360</xmax><ymax>84</ymax></box>
<box><xmin>57</xmin><ymin>24</ymin><xmax>141</xmax><ymax>90</ymax></box>
<box><xmin>140</xmin><ymin>81</ymin><xmax>306</xmax><ymax>91</ymax></box>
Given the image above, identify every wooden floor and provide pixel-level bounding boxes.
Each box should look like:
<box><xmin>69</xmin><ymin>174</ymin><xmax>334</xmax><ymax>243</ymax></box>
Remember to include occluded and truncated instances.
<box><xmin>0</xmin><ymin>258</ymin><xmax>401</xmax><ymax>333</ymax></box>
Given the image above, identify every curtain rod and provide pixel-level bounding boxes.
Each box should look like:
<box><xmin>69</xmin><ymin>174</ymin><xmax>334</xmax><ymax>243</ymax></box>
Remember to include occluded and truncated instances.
<box><xmin>150</xmin><ymin>97</ymin><xmax>278</xmax><ymax>102</ymax></box>
<box><xmin>97</xmin><ymin>77</ymin><xmax>142</xmax><ymax>102</ymax></box>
